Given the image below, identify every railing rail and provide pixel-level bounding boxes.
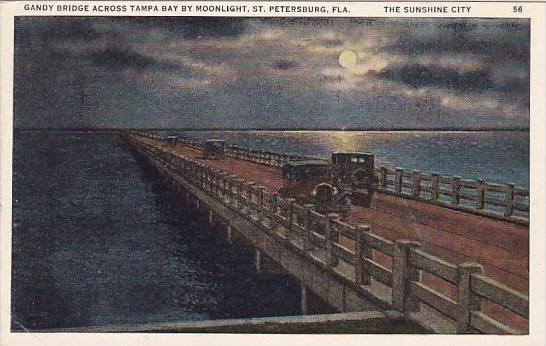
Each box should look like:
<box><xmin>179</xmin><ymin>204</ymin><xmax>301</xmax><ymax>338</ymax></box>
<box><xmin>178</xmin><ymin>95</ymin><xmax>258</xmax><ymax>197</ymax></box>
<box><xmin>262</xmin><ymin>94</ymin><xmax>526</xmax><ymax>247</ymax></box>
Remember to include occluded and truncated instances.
<box><xmin>125</xmin><ymin>132</ymin><xmax>529</xmax><ymax>335</ymax></box>
<box><xmin>130</xmin><ymin>130</ymin><xmax>311</xmax><ymax>167</ymax></box>
<box><xmin>129</xmin><ymin>131</ymin><xmax>529</xmax><ymax>223</ymax></box>
<box><xmin>374</xmin><ymin>167</ymin><xmax>529</xmax><ymax>222</ymax></box>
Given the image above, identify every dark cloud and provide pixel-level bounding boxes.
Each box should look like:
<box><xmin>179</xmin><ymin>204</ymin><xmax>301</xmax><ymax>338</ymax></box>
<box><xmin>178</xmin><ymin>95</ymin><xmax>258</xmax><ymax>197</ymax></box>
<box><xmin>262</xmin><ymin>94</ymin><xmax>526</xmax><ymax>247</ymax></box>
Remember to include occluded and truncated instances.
<box><xmin>376</xmin><ymin>64</ymin><xmax>492</xmax><ymax>91</ymax></box>
<box><xmin>120</xmin><ymin>17</ymin><xmax>247</xmax><ymax>38</ymax></box>
<box><xmin>376</xmin><ymin>62</ymin><xmax>529</xmax><ymax>100</ymax></box>
<box><xmin>318</xmin><ymin>38</ymin><xmax>344</xmax><ymax>47</ymax></box>
<box><xmin>493</xmin><ymin>78</ymin><xmax>529</xmax><ymax>94</ymax></box>
<box><xmin>90</xmin><ymin>47</ymin><xmax>154</xmax><ymax>70</ymax></box>
<box><xmin>15</xmin><ymin>17</ymin><xmax>102</xmax><ymax>43</ymax></box>
<box><xmin>272</xmin><ymin>60</ymin><xmax>298</xmax><ymax>70</ymax></box>
<box><xmin>13</xmin><ymin>17</ymin><xmax>530</xmax><ymax>130</ymax></box>
<box><xmin>384</xmin><ymin>28</ymin><xmax>529</xmax><ymax>63</ymax></box>
<box><xmin>373</xmin><ymin>19</ymin><xmax>529</xmax><ymax>100</ymax></box>
<box><xmin>437</xmin><ymin>20</ymin><xmax>479</xmax><ymax>33</ymax></box>
<box><xmin>257</xmin><ymin>17</ymin><xmax>378</xmax><ymax>27</ymax></box>
<box><xmin>89</xmin><ymin>46</ymin><xmax>183</xmax><ymax>72</ymax></box>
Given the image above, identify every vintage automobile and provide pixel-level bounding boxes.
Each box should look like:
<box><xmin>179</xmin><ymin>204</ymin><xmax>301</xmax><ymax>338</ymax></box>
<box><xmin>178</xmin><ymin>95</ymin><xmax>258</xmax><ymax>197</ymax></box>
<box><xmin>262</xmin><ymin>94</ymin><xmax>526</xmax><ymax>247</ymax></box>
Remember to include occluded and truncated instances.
<box><xmin>279</xmin><ymin>159</ymin><xmax>351</xmax><ymax>219</ymax></box>
<box><xmin>280</xmin><ymin>160</ymin><xmax>330</xmax><ymax>200</ymax></box>
<box><xmin>165</xmin><ymin>136</ymin><xmax>178</xmax><ymax>146</ymax></box>
<box><xmin>331</xmin><ymin>152</ymin><xmax>375</xmax><ymax>207</ymax></box>
<box><xmin>312</xmin><ymin>182</ymin><xmax>351</xmax><ymax>220</ymax></box>
<box><xmin>203</xmin><ymin>139</ymin><xmax>226</xmax><ymax>159</ymax></box>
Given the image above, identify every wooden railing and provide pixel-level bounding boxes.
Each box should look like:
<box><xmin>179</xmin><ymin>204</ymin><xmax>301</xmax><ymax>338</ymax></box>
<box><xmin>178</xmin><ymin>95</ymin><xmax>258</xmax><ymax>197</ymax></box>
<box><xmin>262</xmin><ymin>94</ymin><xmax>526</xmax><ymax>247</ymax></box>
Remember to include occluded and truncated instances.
<box><xmin>130</xmin><ymin>132</ymin><xmax>529</xmax><ymax>222</ymax></box>
<box><xmin>375</xmin><ymin>167</ymin><xmax>529</xmax><ymax>222</ymax></box>
<box><xmin>224</xmin><ymin>145</ymin><xmax>307</xmax><ymax>167</ymax></box>
<box><xmin>131</xmin><ymin>131</ymin><xmax>307</xmax><ymax>167</ymax></box>
<box><xmin>125</xmin><ymin>133</ymin><xmax>529</xmax><ymax>335</ymax></box>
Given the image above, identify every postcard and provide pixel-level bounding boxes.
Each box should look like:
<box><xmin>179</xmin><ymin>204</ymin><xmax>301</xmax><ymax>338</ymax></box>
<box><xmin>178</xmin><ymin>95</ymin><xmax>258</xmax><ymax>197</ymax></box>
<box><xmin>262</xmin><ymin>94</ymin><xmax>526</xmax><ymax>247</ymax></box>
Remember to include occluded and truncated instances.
<box><xmin>0</xmin><ymin>1</ymin><xmax>544</xmax><ymax>345</ymax></box>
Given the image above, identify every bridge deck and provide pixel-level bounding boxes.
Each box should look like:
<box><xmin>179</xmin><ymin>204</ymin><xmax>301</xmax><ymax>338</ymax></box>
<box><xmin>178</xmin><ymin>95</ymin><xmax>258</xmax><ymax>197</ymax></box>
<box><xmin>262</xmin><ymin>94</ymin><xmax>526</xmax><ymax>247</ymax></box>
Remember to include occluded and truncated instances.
<box><xmin>137</xmin><ymin>136</ymin><xmax>528</xmax><ymax>329</ymax></box>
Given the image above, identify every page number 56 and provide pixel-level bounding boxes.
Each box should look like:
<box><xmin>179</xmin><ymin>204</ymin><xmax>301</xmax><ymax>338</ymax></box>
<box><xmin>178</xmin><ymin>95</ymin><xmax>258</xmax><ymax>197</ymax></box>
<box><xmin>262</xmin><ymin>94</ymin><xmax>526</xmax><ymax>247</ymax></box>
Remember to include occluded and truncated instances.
<box><xmin>513</xmin><ymin>5</ymin><xmax>523</xmax><ymax>13</ymax></box>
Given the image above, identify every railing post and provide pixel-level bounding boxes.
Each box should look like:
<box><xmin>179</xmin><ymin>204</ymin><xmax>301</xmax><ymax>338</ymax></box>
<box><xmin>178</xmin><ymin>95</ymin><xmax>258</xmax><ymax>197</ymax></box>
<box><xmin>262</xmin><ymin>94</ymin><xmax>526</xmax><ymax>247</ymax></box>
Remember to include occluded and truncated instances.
<box><xmin>216</xmin><ymin>172</ymin><xmax>223</xmax><ymax>199</ymax></box>
<box><xmin>394</xmin><ymin>168</ymin><xmax>403</xmax><ymax>194</ymax></box>
<box><xmin>476</xmin><ymin>179</ymin><xmax>485</xmax><ymax>209</ymax></box>
<box><xmin>202</xmin><ymin>167</ymin><xmax>208</xmax><ymax>191</ymax></box>
<box><xmin>208</xmin><ymin>169</ymin><xmax>214</xmax><ymax>194</ymax></box>
<box><xmin>244</xmin><ymin>148</ymin><xmax>250</xmax><ymax>161</ymax></box>
<box><xmin>504</xmin><ymin>183</ymin><xmax>515</xmax><ymax>217</ymax></box>
<box><xmin>201</xmin><ymin>166</ymin><xmax>208</xmax><ymax>190</ymax></box>
<box><xmin>325</xmin><ymin>213</ymin><xmax>340</xmax><ymax>268</ymax></box>
<box><xmin>193</xmin><ymin>163</ymin><xmax>200</xmax><ymax>185</ymax></box>
<box><xmin>235</xmin><ymin>179</ymin><xmax>244</xmax><ymax>209</ymax></box>
<box><xmin>212</xmin><ymin>170</ymin><xmax>219</xmax><ymax>196</ymax></box>
<box><xmin>303</xmin><ymin>204</ymin><xmax>315</xmax><ymax>251</ymax></box>
<box><xmin>251</xmin><ymin>184</ymin><xmax>259</xmax><ymax>218</ymax></box>
<box><xmin>271</xmin><ymin>192</ymin><xmax>278</xmax><ymax>215</ymax></box>
<box><xmin>456</xmin><ymin>262</ymin><xmax>484</xmax><ymax>333</ymax></box>
<box><xmin>379</xmin><ymin>167</ymin><xmax>388</xmax><ymax>190</ymax></box>
<box><xmin>451</xmin><ymin>176</ymin><xmax>461</xmax><ymax>205</ymax></box>
<box><xmin>285</xmin><ymin>198</ymin><xmax>296</xmax><ymax>240</ymax></box>
<box><xmin>206</xmin><ymin>169</ymin><xmax>213</xmax><ymax>193</ymax></box>
<box><xmin>211</xmin><ymin>169</ymin><xmax>219</xmax><ymax>196</ymax></box>
<box><xmin>219</xmin><ymin>172</ymin><xmax>228</xmax><ymax>200</ymax></box>
<box><xmin>411</xmin><ymin>170</ymin><xmax>421</xmax><ymax>198</ymax></box>
<box><xmin>275</xmin><ymin>153</ymin><xmax>280</xmax><ymax>166</ymax></box>
<box><xmin>256</xmin><ymin>186</ymin><xmax>266</xmax><ymax>222</ymax></box>
<box><xmin>355</xmin><ymin>225</ymin><xmax>372</xmax><ymax>286</ymax></box>
<box><xmin>392</xmin><ymin>240</ymin><xmax>421</xmax><ymax>315</ymax></box>
<box><xmin>228</xmin><ymin>175</ymin><xmax>237</xmax><ymax>205</ymax></box>
<box><xmin>199</xmin><ymin>165</ymin><xmax>205</xmax><ymax>188</ymax></box>
<box><xmin>269</xmin><ymin>192</ymin><xmax>279</xmax><ymax>230</ymax></box>
<box><xmin>431</xmin><ymin>173</ymin><xmax>439</xmax><ymax>200</ymax></box>
<box><xmin>244</xmin><ymin>181</ymin><xmax>256</xmax><ymax>215</ymax></box>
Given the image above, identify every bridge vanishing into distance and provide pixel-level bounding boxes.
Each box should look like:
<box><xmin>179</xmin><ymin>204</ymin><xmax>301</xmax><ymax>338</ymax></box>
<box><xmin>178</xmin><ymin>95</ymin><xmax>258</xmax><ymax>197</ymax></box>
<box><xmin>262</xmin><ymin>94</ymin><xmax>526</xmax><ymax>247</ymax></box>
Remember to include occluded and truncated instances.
<box><xmin>123</xmin><ymin>131</ymin><xmax>529</xmax><ymax>334</ymax></box>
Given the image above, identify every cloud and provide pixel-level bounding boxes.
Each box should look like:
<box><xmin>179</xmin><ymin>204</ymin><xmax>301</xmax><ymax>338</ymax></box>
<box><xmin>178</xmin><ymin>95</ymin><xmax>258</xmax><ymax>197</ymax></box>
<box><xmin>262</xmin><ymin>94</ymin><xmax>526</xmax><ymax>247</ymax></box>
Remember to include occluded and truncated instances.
<box><xmin>376</xmin><ymin>63</ymin><xmax>492</xmax><ymax>91</ymax></box>
<box><xmin>15</xmin><ymin>17</ymin><xmax>102</xmax><ymax>42</ymax></box>
<box><xmin>90</xmin><ymin>47</ymin><xmax>155</xmax><ymax>70</ymax></box>
<box><xmin>271</xmin><ymin>60</ymin><xmax>298</xmax><ymax>70</ymax></box>
<box><xmin>13</xmin><ymin>17</ymin><xmax>530</xmax><ymax>129</ymax></box>
<box><xmin>381</xmin><ymin>19</ymin><xmax>529</xmax><ymax>63</ymax></box>
<box><xmin>119</xmin><ymin>17</ymin><xmax>248</xmax><ymax>39</ymax></box>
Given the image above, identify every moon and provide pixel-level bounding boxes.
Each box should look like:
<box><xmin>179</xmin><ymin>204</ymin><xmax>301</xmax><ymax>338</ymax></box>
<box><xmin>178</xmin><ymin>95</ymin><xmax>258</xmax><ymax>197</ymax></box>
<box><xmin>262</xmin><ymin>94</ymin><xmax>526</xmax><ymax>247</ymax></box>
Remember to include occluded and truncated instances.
<box><xmin>338</xmin><ymin>50</ymin><xmax>357</xmax><ymax>68</ymax></box>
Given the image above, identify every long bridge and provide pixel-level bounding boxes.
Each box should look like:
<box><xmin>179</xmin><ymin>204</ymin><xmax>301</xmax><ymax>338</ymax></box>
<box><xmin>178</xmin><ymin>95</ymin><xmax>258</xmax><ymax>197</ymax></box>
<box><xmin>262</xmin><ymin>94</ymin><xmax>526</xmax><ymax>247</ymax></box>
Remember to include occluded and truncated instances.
<box><xmin>123</xmin><ymin>131</ymin><xmax>529</xmax><ymax>334</ymax></box>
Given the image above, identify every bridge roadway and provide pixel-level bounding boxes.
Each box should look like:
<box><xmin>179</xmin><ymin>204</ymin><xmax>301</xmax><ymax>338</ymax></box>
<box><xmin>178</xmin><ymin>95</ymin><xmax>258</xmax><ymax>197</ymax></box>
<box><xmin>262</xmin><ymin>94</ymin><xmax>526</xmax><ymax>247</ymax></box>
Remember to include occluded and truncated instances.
<box><xmin>132</xmin><ymin>135</ymin><xmax>529</xmax><ymax>332</ymax></box>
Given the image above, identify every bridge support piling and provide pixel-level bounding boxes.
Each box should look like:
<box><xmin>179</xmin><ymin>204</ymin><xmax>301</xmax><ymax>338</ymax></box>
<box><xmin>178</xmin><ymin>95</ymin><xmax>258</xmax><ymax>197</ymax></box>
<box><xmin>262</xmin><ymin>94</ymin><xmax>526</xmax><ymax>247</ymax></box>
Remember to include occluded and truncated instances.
<box><xmin>226</xmin><ymin>225</ymin><xmax>232</xmax><ymax>244</ymax></box>
<box><xmin>208</xmin><ymin>210</ymin><xmax>214</xmax><ymax>225</ymax></box>
<box><xmin>255</xmin><ymin>249</ymin><xmax>262</xmax><ymax>273</ymax></box>
<box><xmin>301</xmin><ymin>284</ymin><xmax>308</xmax><ymax>315</ymax></box>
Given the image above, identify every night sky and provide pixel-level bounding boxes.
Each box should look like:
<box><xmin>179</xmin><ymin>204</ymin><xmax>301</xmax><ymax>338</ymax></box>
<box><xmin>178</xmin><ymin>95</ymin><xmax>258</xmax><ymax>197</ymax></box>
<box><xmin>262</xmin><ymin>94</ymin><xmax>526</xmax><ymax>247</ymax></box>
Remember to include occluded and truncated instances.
<box><xmin>14</xmin><ymin>17</ymin><xmax>530</xmax><ymax>129</ymax></box>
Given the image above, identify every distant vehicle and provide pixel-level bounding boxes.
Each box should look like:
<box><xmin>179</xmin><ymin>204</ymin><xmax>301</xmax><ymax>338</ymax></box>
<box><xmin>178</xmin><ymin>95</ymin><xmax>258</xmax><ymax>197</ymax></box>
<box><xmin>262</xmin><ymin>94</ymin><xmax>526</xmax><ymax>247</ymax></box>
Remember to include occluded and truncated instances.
<box><xmin>166</xmin><ymin>136</ymin><xmax>178</xmax><ymax>146</ymax></box>
<box><xmin>204</xmin><ymin>139</ymin><xmax>226</xmax><ymax>160</ymax></box>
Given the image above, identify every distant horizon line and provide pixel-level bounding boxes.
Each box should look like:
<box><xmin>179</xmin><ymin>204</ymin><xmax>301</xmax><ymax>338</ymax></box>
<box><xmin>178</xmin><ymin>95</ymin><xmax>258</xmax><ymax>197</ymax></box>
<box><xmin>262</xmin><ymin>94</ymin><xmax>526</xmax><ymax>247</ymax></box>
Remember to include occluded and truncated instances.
<box><xmin>13</xmin><ymin>126</ymin><xmax>530</xmax><ymax>132</ymax></box>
